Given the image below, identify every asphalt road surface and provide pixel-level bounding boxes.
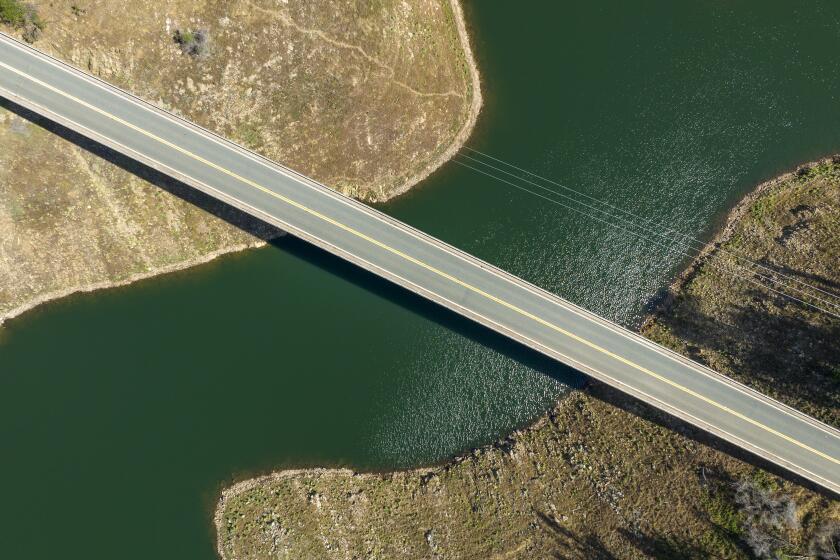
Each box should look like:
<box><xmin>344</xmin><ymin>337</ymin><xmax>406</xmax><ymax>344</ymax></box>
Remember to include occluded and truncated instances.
<box><xmin>1</xmin><ymin>33</ymin><xmax>838</xmax><ymax>494</ymax></box>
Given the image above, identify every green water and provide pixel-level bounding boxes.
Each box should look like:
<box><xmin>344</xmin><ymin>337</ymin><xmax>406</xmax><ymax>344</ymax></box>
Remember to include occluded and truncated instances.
<box><xmin>3</xmin><ymin>2</ymin><xmax>840</xmax><ymax>557</ymax></box>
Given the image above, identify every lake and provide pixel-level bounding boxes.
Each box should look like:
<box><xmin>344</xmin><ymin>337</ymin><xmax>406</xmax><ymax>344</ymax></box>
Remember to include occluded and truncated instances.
<box><xmin>2</xmin><ymin>1</ymin><xmax>840</xmax><ymax>557</ymax></box>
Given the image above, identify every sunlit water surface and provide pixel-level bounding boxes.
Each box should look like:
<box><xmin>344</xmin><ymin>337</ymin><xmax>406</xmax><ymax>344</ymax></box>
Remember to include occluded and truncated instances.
<box><xmin>2</xmin><ymin>2</ymin><xmax>840</xmax><ymax>558</ymax></box>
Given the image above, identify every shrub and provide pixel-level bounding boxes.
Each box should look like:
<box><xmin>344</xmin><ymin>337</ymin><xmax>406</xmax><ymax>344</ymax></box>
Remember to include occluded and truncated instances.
<box><xmin>0</xmin><ymin>0</ymin><xmax>44</xmax><ymax>42</ymax></box>
<box><xmin>173</xmin><ymin>28</ymin><xmax>210</xmax><ymax>58</ymax></box>
<box><xmin>733</xmin><ymin>478</ymin><xmax>798</xmax><ymax>558</ymax></box>
<box><xmin>21</xmin><ymin>5</ymin><xmax>43</xmax><ymax>42</ymax></box>
<box><xmin>810</xmin><ymin>522</ymin><xmax>840</xmax><ymax>560</ymax></box>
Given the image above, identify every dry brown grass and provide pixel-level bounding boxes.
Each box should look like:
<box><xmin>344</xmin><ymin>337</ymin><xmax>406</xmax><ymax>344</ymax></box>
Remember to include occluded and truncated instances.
<box><xmin>216</xmin><ymin>161</ymin><xmax>840</xmax><ymax>559</ymax></box>
<box><xmin>0</xmin><ymin>0</ymin><xmax>480</xmax><ymax>324</ymax></box>
<box><xmin>643</xmin><ymin>157</ymin><xmax>840</xmax><ymax>427</ymax></box>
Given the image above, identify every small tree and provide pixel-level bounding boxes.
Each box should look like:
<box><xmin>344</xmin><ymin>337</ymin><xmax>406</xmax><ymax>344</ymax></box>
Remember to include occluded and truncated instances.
<box><xmin>173</xmin><ymin>28</ymin><xmax>210</xmax><ymax>58</ymax></box>
<box><xmin>733</xmin><ymin>478</ymin><xmax>798</xmax><ymax>559</ymax></box>
<box><xmin>21</xmin><ymin>3</ymin><xmax>44</xmax><ymax>42</ymax></box>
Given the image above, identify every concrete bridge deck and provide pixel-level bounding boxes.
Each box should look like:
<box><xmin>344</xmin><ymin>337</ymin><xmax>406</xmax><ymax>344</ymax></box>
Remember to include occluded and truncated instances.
<box><xmin>1</xmin><ymin>33</ymin><xmax>838</xmax><ymax>494</ymax></box>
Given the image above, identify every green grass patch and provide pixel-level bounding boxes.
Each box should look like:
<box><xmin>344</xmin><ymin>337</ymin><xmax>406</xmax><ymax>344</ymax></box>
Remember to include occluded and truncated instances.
<box><xmin>0</xmin><ymin>0</ymin><xmax>45</xmax><ymax>42</ymax></box>
<box><xmin>236</xmin><ymin>123</ymin><xmax>263</xmax><ymax>149</ymax></box>
<box><xmin>0</xmin><ymin>0</ymin><xmax>26</xmax><ymax>26</ymax></box>
<box><xmin>700</xmin><ymin>489</ymin><xmax>748</xmax><ymax>559</ymax></box>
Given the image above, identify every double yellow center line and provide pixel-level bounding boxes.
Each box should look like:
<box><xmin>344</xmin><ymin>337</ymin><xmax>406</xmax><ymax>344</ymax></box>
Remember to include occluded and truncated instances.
<box><xmin>1</xmin><ymin>51</ymin><xmax>837</xmax><ymax>474</ymax></box>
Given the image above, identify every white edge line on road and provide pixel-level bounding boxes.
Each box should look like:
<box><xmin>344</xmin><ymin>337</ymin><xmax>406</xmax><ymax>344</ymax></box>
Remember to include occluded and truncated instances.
<box><xmin>2</xmin><ymin>33</ymin><xmax>837</xmax><ymax>443</ymax></box>
<box><xmin>3</xmin><ymin>39</ymin><xmax>840</xmax><ymax>483</ymax></box>
<box><xmin>4</xmin><ymin>71</ymin><xmax>840</xmax><ymax>472</ymax></box>
<box><xmin>2</xmin><ymin>34</ymin><xmax>833</xmax><ymax>444</ymax></box>
<box><xmin>4</xmin><ymin>84</ymin><xmax>837</xmax><ymax>492</ymax></box>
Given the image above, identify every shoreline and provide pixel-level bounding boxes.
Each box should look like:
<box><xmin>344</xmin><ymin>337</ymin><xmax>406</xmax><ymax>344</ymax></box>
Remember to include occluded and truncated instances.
<box><xmin>0</xmin><ymin>237</ymin><xmax>274</xmax><ymax>328</ymax></box>
<box><xmin>0</xmin><ymin>0</ymin><xmax>482</xmax><ymax>329</ymax></box>
<box><xmin>213</xmin><ymin>153</ymin><xmax>840</xmax><ymax>558</ymax></box>
<box><xmin>212</xmin><ymin>402</ymin><xmax>568</xmax><ymax>559</ymax></box>
<box><xmin>640</xmin><ymin>153</ymin><xmax>840</xmax><ymax>330</ymax></box>
<box><xmin>370</xmin><ymin>0</ymin><xmax>483</xmax><ymax>202</ymax></box>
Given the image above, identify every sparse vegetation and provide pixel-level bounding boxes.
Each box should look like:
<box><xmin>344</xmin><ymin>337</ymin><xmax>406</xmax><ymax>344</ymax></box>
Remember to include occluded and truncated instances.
<box><xmin>643</xmin><ymin>157</ymin><xmax>840</xmax><ymax>427</ymax></box>
<box><xmin>701</xmin><ymin>488</ymin><xmax>747</xmax><ymax>557</ymax></box>
<box><xmin>216</xmin><ymin>159</ymin><xmax>840</xmax><ymax>559</ymax></box>
<box><xmin>0</xmin><ymin>0</ymin><xmax>24</xmax><ymax>24</ymax></box>
<box><xmin>236</xmin><ymin>122</ymin><xmax>262</xmax><ymax>149</ymax></box>
<box><xmin>810</xmin><ymin>522</ymin><xmax>840</xmax><ymax>559</ymax></box>
<box><xmin>0</xmin><ymin>0</ymin><xmax>45</xmax><ymax>42</ymax></box>
<box><xmin>173</xmin><ymin>28</ymin><xmax>210</xmax><ymax>58</ymax></box>
<box><xmin>0</xmin><ymin>0</ymin><xmax>479</xmax><ymax>326</ymax></box>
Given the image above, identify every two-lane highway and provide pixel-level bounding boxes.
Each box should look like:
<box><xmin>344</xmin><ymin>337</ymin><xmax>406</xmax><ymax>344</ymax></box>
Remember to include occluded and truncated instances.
<box><xmin>1</xmin><ymin>33</ymin><xmax>838</xmax><ymax>494</ymax></box>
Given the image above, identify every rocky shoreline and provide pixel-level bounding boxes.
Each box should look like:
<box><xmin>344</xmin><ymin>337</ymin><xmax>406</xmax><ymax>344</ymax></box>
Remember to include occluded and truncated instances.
<box><xmin>641</xmin><ymin>154</ymin><xmax>840</xmax><ymax>427</ymax></box>
<box><xmin>0</xmin><ymin>237</ymin><xmax>271</xmax><ymax>327</ymax></box>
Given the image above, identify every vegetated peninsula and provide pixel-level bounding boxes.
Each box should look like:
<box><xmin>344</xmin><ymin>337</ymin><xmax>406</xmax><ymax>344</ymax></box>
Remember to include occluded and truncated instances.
<box><xmin>216</xmin><ymin>159</ymin><xmax>840</xmax><ymax>559</ymax></box>
<box><xmin>0</xmin><ymin>0</ymin><xmax>481</xmax><ymax>325</ymax></box>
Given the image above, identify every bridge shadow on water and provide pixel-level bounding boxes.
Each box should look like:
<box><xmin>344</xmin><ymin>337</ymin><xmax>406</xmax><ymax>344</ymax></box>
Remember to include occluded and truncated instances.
<box><xmin>272</xmin><ymin>234</ymin><xmax>587</xmax><ymax>391</ymax></box>
<box><xmin>4</xmin><ymin>98</ymin><xmax>835</xmax><ymax>499</ymax></box>
<box><xmin>1</xmin><ymin>97</ymin><xmax>583</xmax><ymax>386</ymax></box>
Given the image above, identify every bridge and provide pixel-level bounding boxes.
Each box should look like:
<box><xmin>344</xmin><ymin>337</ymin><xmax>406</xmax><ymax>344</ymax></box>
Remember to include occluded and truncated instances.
<box><xmin>1</xmin><ymin>33</ymin><xmax>838</xmax><ymax>494</ymax></box>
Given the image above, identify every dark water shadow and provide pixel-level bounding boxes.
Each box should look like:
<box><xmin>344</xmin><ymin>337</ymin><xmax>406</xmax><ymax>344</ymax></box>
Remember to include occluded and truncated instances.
<box><xmin>0</xmin><ymin>96</ymin><xmax>583</xmax><ymax>392</ymax></box>
<box><xmin>5</xmin><ymin>98</ymin><xmax>835</xmax><ymax>501</ymax></box>
<box><xmin>272</xmin><ymin>233</ymin><xmax>585</xmax><ymax>391</ymax></box>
